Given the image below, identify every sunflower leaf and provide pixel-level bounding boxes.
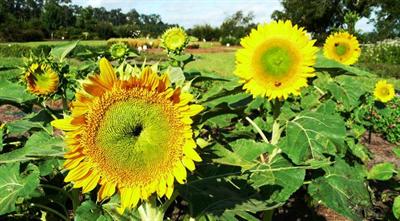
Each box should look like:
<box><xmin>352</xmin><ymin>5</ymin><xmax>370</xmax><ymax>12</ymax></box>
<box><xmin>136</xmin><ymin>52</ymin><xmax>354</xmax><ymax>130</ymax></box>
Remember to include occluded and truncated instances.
<box><xmin>308</xmin><ymin>159</ymin><xmax>372</xmax><ymax>221</ymax></box>
<box><xmin>280</xmin><ymin>111</ymin><xmax>346</xmax><ymax>164</ymax></box>
<box><xmin>0</xmin><ymin>131</ymin><xmax>65</xmax><ymax>164</ymax></box>
<box><xmin>0</xmin><ymin>163</ymin><xmax>40</xmax><ymax>215</ymax></box>
<box><xmin>0</xmin><ymin>80</ymin><xmax>35</xmax><ymax>103</ymax></box>
<box><xmin>50</xmin><ymin>40</ymin><xmax>79</xmax><ymax>62</ymax></box>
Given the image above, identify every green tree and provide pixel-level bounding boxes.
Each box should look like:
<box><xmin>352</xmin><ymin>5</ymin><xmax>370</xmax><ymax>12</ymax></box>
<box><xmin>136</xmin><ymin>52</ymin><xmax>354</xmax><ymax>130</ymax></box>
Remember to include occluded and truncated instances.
<box><xmin>272</xmin><ymin>0</ymin><xmax>374</xmax><ymax>41</ymax></box>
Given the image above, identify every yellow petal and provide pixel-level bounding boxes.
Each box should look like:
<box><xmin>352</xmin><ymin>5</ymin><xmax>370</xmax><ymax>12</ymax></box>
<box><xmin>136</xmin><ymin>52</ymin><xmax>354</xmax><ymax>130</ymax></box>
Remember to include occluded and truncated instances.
<box><xmin>185</xmin><ymin>105</ymin><xmax>204</xmax><ymax>116</ymax></box>
<box><xmin>173</xmin><ymin>162</ymin><xmax>187</xmax><ymax>184</ymax></box>
<box><xmin>165</xmin><ymin>185</ymin><xmax>174</xmax><ymax>199</ymax></box>
<box><xmin>64</xmin><ymin>163</ymin><xmax>90</xmax><ymax>182</ymax></box>
<box><xmin>99</xmin><ymin>58</ymin><xmax>117</xmax><ymax>88</ymax></box>
<box><xmin>157</xmin><ymin>178</ymin><xmax>167</xmax><ymax>197</ymax></box>
<box><xmin>51</xmin><ymin>117</ymin><xmax>80</xmax><ymax>131</ymax></box>
<box><xmin>182</xmin><ymin>157</ymin><xmax>195</xmax><ymax>171</ymax></box>
<box><xmin>81</xmin><ymin>171</ymin><xmax>100</xmax><ymax>193</ymax></box>
<box><xmin>184</xmin><ymin>140</ymin><xmax>202</xmax><ymax>162</ymax></box>
<box><xmin>98</xmin><ymin>181</ymin><xmax>116</xmax><ymax>201</ymax></box>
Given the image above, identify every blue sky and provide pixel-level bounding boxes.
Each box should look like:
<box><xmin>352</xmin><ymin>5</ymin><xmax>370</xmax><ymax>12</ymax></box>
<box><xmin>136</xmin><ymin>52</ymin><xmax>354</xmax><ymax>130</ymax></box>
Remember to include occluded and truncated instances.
<box><xmin>71</xmin><ymin>0</ymin><xmax>373</xmax><ymax>32</ymax></box>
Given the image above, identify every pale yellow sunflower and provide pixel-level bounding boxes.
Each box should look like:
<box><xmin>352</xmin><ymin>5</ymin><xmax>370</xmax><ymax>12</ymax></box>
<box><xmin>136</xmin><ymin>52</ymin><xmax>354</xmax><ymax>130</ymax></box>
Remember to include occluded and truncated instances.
<box><xmin>323</xmin><ymin>32</ymin><xmax>361</xmax><ymax>65</ymax></box>
<box><xmin>25</xmin><ymin>63</ymin><xmax>59</xmax><ymax>96</ymax></box>
<box><xmin>161</xmin><ymin>27</ymin><xmax>189</xmax><ymax>53</ymax></box>
<box><xmin>374</xmin><ymin>80</ymin><xmax>395</xmax><ymax>103</ymax></box>
<box><xmin>51</xmin><ymin>58</ymin><xmax>203</xmax><ymax>213</ymax></box>
<box><xmin>235</xmin><ymin>20</ymin><xmax>318</xmax><ymax>100</ymax></box>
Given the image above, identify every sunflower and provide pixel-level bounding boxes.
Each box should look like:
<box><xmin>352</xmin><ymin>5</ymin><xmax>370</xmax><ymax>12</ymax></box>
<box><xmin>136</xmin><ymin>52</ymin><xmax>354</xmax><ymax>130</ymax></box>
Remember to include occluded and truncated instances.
<box><xmin>51</xmin><ymin>58</ymin><xmax>203</xmax><ymax>213</ymax></box>
<box><xmin>235</xmin><ymin>20</ymin><xmax>318</xmax><ymax>100</ymax></box>
<box><xmin>24</xmin><ymin>63</ymin><xmax>59</xmax><ymax>96</ymax></box>
<box><xmin>374</xmin><ymin>80</ymin><xmax>395</xmax><ymax>103</ymax></box>
<box><xmin>161</xmin><ymin>27</ymin><xmax>189</xmax><ymax>53</ymax></box>
<box><xmin>323</xmin><ymin>32</ymin><xmax>361</xmax><ymax>65</ymax></box>
<box><xmin>110</xmin><ymin>42</ymin><xmax>128</xmax><ymax>59</ymax></box>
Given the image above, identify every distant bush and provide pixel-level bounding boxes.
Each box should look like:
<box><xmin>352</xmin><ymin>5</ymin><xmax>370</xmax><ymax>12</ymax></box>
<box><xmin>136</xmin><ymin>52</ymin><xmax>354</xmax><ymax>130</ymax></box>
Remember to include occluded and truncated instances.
<box><xmin>107</xmin><ymin>38</ymin><xmax>161</xmax><ymax>49</ymax></box>
<box><xmin>360</xmin><ymin>39</ymin><xmax>400</xmax><ymax>65</ymax></box>
<box><xmin>187</xmin><ymin>43</ymin><xmax>200</xmax><ymax>49</ymax></box>
<box><xmin>220</xmin><ymin>36</ymin><xmax>240</xmax><ymax>45</ymax></box>
<box><xmin>0</xmin><ymin>44</ymin><xmax>31</xmax><ymax>57</ymax></box>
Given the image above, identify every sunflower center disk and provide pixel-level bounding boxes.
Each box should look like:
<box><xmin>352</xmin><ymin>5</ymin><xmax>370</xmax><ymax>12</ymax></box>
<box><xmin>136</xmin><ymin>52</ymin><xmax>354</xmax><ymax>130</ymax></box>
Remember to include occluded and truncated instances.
<box><xmin>334</xmin><ymin>43</ymin><xmax>347</xmax><ymax>56</ymax></box>
<box><xmin>260</xmin><ymin>46</ymin><xmax>293</xmax><ymax>78</ymax></box>
<box><xmin>380</xmin><ymin>87</ymin><xmax>390</xmax><ymax>96</ymax></box>
<box><xmin>89</xmin><ymin>96</ymin><xmax>184</xmax><ymax>186</ymax></box>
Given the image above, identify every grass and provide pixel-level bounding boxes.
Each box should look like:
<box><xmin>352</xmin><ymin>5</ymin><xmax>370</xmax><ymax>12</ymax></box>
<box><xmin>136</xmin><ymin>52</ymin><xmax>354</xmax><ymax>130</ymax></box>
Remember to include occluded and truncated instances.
<box><xmin>186</xmin><ymin>52</ymin><xmax>235</xmax><ymax>76</ymax></box>
<box><xmin>0</xmin><ymin>40</ymin><xmax>107</xmax><ymax>47</ymax></box>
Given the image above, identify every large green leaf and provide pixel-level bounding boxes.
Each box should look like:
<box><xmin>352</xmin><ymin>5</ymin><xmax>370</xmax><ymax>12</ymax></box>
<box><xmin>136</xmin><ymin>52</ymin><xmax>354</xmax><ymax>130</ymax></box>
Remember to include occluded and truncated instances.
<box><xmin>393</xmin><ymin>196</ymin><xmax>400</xmax><ymax>220</ymax></box>
<box><xmin>0</xmin><ymin>163</ymin><xmax>40</xmax><ymax>215</ymax></box>
<box><xmin>367</xmin><ymin>162</ymin><xmax>395</xmax><ymax>181</ymax></box>
<box><xmin>315</xmin><ymin>52</ymin><xmax>374</xmax><ymax>77</ymax></box>
<box><xmin>249</xmin><ymin>155</ymin><xmax>306</xmax><ymax>202</ymax></box>
<box><xmin>178</xmin><ymin>165</ymin><xmax>282</xmax><ymax>221</ymax></box>
<box><xmin>0</xmin><ymin>126</ymin><xmax>3</xmax><ymax>152</ymax></box>
<box><xmin>281</xmin><ymin>112</ymin><xmax>346</xmax><ymax>164</ymax></box>
<box><xmin>212</xmin><ymin>140</ymin><xmax>274</xmax><ymax>170</ymax></box>
<box><xmin>0</xmin><ymin>80</ymin><xmax>35</xmax><ymax>103</ymax></box>
<box><xmin>308</xmin><ymin>159</ymin><xmax>371</xmax><ymax>221</ymax></box>
<box><xmin>6</xmin><ymin>110</ymin><xmax>53</xmax><ymax>135</ymax></box>
<box><xmin>0</xmin><ymin>131</ymin><xmax>65</xmax><ymax>164</ymax></box>
<box><xmin>326</xmin><ymin>76</ymin><xmax>368</xmax><ymax>111</ymax></box>
<box><xmin>50</xmin><ymin>41</ymin><xmax>79</xmax><ymax>62</ymax></box>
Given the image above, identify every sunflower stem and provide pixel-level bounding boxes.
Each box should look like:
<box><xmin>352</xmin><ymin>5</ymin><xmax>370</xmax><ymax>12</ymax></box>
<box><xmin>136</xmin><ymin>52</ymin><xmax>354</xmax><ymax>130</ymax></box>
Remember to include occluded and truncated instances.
<box><xmin>41</xmin><ymin>101</ymin><xmax>58</xmax><ymax>120</ymax></box>
<box><xmin>61</xmin><ymin>88</ymin><xmax>69</xmax><ymax>114</ymax></box>
<box><xmin>161</xmin><ymin>190</ymin><xmax>178</xmax><ymax>212</ymax></box>
<box><xmin>30</xmin><ymin>203</ymin><xmax>68</xmax><ymax>221</ymax></box>
<box><xmin>138</xmin><ymin>196</ymin><xmax>164</xmax><ymax>221</ymax></box>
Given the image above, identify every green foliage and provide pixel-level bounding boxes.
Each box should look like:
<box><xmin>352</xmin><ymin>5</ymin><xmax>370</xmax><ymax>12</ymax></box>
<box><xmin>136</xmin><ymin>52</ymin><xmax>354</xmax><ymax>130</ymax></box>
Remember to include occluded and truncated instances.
<box><xmin>308</xmin><ymin>159</ymin><xmax>371</xmax><ymax>221</ymax></box>
<box><xmin>367</xmin><ymin>162</ymin><xmax>396</xmax><ymax>181</ymax></box>
<box><xmin>394</xmin><ymin>196</ymin><xmax>400</xmax><ymax>220</ymax></box>
<box><xmin>0</xmin><ymin>163</ymin><xmax>40</xmax><ymax>215</ymax></box>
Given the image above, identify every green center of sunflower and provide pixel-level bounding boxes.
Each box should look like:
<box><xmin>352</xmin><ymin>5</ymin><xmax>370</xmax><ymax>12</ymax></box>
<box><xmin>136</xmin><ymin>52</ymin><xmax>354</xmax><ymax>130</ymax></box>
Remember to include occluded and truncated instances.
<box><xmin>95</xmin><ymin>100</ymin><xmax>175</xmax><ymax>171</ymax></box>
<box><xmin>334</xmin><ymin>43</ymin><xmax>347</xmax><ymax>56</ymax></box>
<box><xmin>260</xmin><ymin>46</ymin><xmax>293</xmax><ymax>77</ymax></box>
<box><xmin>111</xmin><ymin>45</ymin><xmax>127</xmax><ymax>58</ymax></box>
<box><xmin>33</xmin><ymin>69</ymin><xmax>53</xmax><ymax>88</ymax></box>
<box><xmin>166</xmin><ymin>33</ymin><xmax>186</xmax><ymax>50</ymax></box>
<box><xmin>380</xmin><ymin>87</ymin><xmax>390</xmax><ymax>96</ymax></box>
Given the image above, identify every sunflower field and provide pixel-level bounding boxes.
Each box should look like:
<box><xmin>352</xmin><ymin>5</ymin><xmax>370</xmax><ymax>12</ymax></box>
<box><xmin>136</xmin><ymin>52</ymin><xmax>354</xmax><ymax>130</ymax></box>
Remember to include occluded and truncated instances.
<box><xmin>0</xmin><ymin>21</ymin><xmax>400</xmax><ymax>221</ymax></box>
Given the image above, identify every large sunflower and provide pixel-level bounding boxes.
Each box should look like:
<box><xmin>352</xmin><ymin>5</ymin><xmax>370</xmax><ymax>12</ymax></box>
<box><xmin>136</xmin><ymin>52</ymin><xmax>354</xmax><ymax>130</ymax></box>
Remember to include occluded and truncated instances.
<box><xmin>25</xmin><ymin>63</ymin><xmax>59</xmax><ymax>96</ymax></box>
<box><xmin>323</xmin><ymin>32</ymin><xmax>361</xmax><ymax>65</ymax></box>
<box><xmin>235</xmin><ymin>20</ymin><xmax>318</xmax><ymax>100</ymax></box>
<box><xmin>374</xmin><ymin>80</ymin><xmax>395</xmax><ymax>103</ymax></box>
<box><xmin>51</xmin><ymin>58</ymin><xmax>203</xmax><ymax>213</ymax></box>
<box><xmin>161</xmin><ymin>27</ymin><xmax>189</xmax><ymax>53</ymax></box>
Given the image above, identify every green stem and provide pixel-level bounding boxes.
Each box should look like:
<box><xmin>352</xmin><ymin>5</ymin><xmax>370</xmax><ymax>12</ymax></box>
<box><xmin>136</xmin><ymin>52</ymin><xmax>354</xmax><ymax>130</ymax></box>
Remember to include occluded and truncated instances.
<box><xmin>70</xmin><ymin>188</ymin><xmax>81</xmax><ymax>212</ymax></box>
<box><xmin>262</xmin><ymin>209</ymin><xmax>274</xmax><ymax>221</ymax></box>
<box><xmin>30</xmin><ymin>203</ymin><xmax>68</xmax><ymax>221</ymax></box>
<box><xmin>245</xmin><ymin>116</ymin><xmax>268</xmax><ymax>163</ymax></box>
<box><xmin>41</xmin><ymin>184</ymin><xmax>73</xmax><ymax>202</ymax></box>
<box><xmin>161</xmin><ymin>190</ymin><xmax>178</xmax><ymax>212</ymax></box>
<box><xmin>41</xmin><ymin>101</ymin><xmax>58</xmax><ymax>120</ymax></box>
<box><xmin>61</xmin><ymin>88</ymin><xmax>69</xmax><ymax>114</ymax></box>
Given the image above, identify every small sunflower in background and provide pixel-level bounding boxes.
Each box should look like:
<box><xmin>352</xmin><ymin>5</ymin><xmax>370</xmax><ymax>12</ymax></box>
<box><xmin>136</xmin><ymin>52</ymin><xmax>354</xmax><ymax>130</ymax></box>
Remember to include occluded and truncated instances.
<box><xmin>51</xmin><ymin>58</ymin><xmax>203</xmax><ymax>213</ymax></box>
<box><xmin>161</xmin><ymin>27</ymin><xmax>189</xmax><ymax>54</ymax></box>
<box><xmin>323</xmin><ymin>32</ymin><xmax>361</xmax><ymax>65</ymax></box>
<box><xmin>235</xmin><ymin>20</ymin><xmax>318</xmax><ymax>100</ymax></box>
<box><xmin>24</xmin><ymin>63</ymin><xmax>59</xmax><ymax>96</ymax></box>
<box><xmin>110</xmin><ymin>42</ymin><xmax>128</xmax><ymax>59</ymax></box>
<box><xmin>374</xmin><ymin>80</ymin><xmax>395</xmax><ymax>103</ymax></box>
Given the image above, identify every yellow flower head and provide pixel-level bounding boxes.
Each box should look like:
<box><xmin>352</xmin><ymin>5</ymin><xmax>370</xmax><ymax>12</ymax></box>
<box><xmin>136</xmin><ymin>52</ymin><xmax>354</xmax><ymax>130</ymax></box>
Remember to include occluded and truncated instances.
<box><xmin>374</xmin><ymin>80</ymin><xmax>395</xmax><ymax>103</ymax></box>
<box><xmin>235</xmin><ymin>20</ymin><xmax>318</xmax><ymax>100</ymax></box>
<box><xmin>323</xmin><ymin>32</ymin><xmax>361</xmax><ymax>65</ymax></box>
<box><xmin>110</xmin><ymin>42</ymin><xmax>128</xmax><ymax>59</ymax></box>
<box><xmin>51</xmin><ymin>58</ymin><xmax>203</xmax><ymax>213</ymax></box>
<box><xmin>161</xmin><ymin>27</ymin><xmax>189</xmax><ymax>53</ymax></box>
<box><xmin>25</xmin><ymin>63</ymin><xmax>59</xmax><ymax>96</ymax></box>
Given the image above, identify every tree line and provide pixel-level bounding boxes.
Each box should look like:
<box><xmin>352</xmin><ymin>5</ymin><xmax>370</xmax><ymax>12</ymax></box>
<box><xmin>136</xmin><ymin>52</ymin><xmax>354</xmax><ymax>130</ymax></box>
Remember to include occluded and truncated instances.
<box><xmin>0</xmin><ymin>0</ymin><xmax>174</xmax><ymax>41</ymax></box>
